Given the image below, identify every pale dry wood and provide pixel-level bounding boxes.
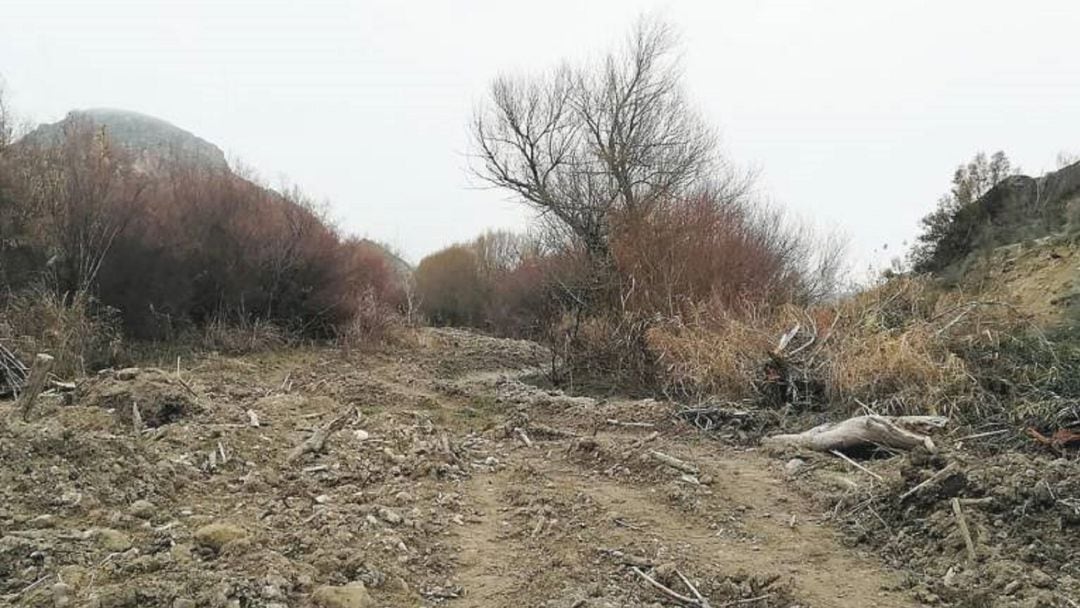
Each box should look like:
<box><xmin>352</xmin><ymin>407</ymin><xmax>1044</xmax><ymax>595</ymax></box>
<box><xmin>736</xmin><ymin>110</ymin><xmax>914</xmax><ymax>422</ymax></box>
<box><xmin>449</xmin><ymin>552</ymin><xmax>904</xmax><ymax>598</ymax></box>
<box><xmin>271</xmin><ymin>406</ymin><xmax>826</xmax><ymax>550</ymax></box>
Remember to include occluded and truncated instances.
<box><xmin>763</xmin><ymin>415</ymin><xmax>948</xmax><ymax>453</ymax></box>
<box><xmin>515</xmin><ymin>427</ymin><xmax>534</xmax><ymax>448</ymax></box>
<box><xmin>951</xmin><ymin>497</ymin><xmax>977</xmax><ymax>562</ymax></box>
<box><xmin>899</xmin><ymin>462</ymin><xmax>958</xmax><ymax>501</ymax></box>
<box><xmin>132</xmin><ymin>402</ymin><xmax>144</xmax><ymax>438</ymax></box>
<box><xmin>246</xmin><ymin>409</ymin><xmax>261</xmax><ymax>427</ymax></box>
<box><xmin>631</xmin><ymin>567</ymin><xmax>704</xmax><ymax>607</ymax></box>
<box><xmin>829</xmin><ymin>449</ymin><xmax>884</xmax><ymax>481</ymax></box>
<box><xmin>649</xmin><ymin>450</ymin><xmax>699</xmax><ymax>475</ymax></box>
<box><xmin>286</xmin><ymin>413</ymin><xmax>347</xmax><ymax>464</ymax></box>
<box><xmin>606</xmin><ymin>418</ymin><xmax>655</xmax><ymax>428</ymax></box>
<box><xmin>18</xmin><ymin>353</ymin><xmax>55</xmax><ymax>421</ymax></box>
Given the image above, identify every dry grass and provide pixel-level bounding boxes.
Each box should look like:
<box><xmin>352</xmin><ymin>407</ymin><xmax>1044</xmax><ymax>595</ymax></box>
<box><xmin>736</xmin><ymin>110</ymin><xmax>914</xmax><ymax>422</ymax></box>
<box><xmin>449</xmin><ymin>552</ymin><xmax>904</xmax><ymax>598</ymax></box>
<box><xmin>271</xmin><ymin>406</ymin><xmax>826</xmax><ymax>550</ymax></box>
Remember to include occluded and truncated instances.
<box><xmin>201</xmin><ymin>312</ymin><xmax>290</xmax><ymax>355</ymax></box>
<box><xmin>1</xmin><ymin>285</ymin><xmax>122</xmax><ymax>377</ymax></box>
<box><xmin>647</xmin><ymin>276</ymin><xmax>1074</xmax><ymax>427</ymax></box>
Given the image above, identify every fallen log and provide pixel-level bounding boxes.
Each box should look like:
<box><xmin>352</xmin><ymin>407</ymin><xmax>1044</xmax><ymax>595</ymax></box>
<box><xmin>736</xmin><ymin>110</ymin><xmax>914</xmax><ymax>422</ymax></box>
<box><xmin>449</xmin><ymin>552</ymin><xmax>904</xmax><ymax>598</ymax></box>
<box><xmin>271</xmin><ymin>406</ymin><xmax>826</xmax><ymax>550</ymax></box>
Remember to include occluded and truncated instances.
<box><xmin>763</xmin><ymin>415</ymin><xmax>947</xmax><ymax>453</ymax></box>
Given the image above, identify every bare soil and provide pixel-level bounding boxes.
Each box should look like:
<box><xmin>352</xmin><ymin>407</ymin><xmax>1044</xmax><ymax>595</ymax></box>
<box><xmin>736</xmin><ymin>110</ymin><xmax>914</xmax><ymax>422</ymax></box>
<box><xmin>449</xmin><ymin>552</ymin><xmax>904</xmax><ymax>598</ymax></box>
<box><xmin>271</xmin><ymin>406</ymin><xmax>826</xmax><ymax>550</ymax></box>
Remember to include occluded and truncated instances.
<box><xmin>0</xmin><ymin>327</ymin><xmax>1027</xmax><ymax>607</ymax></box>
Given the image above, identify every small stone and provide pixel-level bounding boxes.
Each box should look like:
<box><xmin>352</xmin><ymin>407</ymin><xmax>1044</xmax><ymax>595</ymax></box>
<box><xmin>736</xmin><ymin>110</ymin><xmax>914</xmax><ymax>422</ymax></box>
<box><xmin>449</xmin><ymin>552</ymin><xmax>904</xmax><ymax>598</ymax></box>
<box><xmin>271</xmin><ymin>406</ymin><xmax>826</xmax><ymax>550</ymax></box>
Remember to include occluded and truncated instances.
<box><xmin>1029</xmin><ymin>569</ymin><xmax>1053</xmax><ymax>588</ymax></box>
<box><xmin>784</xmin><ymin>458</ymin><xmax>806</xmax><ymax>476</ymax></box>
<box><xmin>52</xmin><ymin>582</ymin><xmax>73</xmax><ymax>607</ymax></box>
<box><xmin>354</xmin><ymin>430</ymin><xmax>370</xmax><ymax>441</ymax></box>
<box><xmin>93</xmin><ymin>528</ymin><xmax>132</xmax><ymax>552</ymax></box>
<box><xmin>115</xmin><ymin>368</ymin><xmax>141</xmax><ymax>381</ymax></box>
<box><xmin>654</xmin><ymin>562</ymin><xmax>677</xmax><ymax>585</ymax></box>
<box><xmin>31</xmin><ymin>514</ymin><xmax>57</xmax><ymax>528</ymax></box>
<box><xmin>378</xmin><ymin>507</ymin><xmax>403</xmax><ymax>525</ymax></box>
<box><xmin>1003</xmin><ymin>580</ymin><xmax>1022</xmax><ymax>595</ymax></box>
<box><xmin>315</xmin><ymin>494</ymin><xmax>330</xmax><ymax>504</ymax></box>
<box><xmin>129</xmin><ymin>500</ymin><xmax>155</xmax><ymax>520</ymax></box>
<box><xmin>193</xmin><ymin>522</ymin><xmax>248</xmax><ymax>552</ymax></box>
<box><xmin>172</xmin><ymin>600</ymin><xmax>196</xmax><ymax>608</ymax></box>
<box><xmin>311</xmin><ymin>583</ymin><xmax>374</xmax><ymax>608</ymax></box>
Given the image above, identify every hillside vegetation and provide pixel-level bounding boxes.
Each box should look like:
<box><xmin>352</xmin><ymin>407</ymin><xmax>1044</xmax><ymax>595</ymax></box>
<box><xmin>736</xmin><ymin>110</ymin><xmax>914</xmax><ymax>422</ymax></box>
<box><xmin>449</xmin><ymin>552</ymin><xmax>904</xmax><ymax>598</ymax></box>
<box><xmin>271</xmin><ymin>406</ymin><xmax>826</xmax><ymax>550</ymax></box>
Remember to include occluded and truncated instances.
<box><xmin>0</xmin><ymin>107</ymin><xmax>405</xmax><ymax>375</ymax></box>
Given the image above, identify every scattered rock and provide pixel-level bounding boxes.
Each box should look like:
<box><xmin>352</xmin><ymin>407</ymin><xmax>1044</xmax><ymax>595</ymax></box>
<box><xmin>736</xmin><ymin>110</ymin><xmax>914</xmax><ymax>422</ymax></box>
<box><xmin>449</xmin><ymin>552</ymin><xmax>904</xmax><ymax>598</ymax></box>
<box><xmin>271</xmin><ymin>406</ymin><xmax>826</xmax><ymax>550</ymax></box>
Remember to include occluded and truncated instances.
<box><xmin>784</xmin><ymin>458</ymin><xmax>806</xmax><ymax>476</ymax></box>
<box><xmin>129</xmin><ymin>499</ymin><xmax>155</xmax><ymax>520</ymax></box>
<box><xmin>378</xmin><ymin>506</ymin><xmax>403</xmax><ymax>525</ymax></box>
<box><xmin>193</xmin><ymin>522</ymin><xmax>249</xmax><ymax>552</ymax></box>
<box><xmin>93</xmin><ymin>528</ymin><xmax>132</xmax><ymax>552</ymax></box>
<box><xmin>115</xmin><ymin>368</ymin><xmax>141</xmax><ymax>381</ymax></box>
<box><xmin>311</xmin><ymin>583</ymin><xmax>374</xmax><ymax>608</ymax></box>
<box><xmin>52</xmin><ymin>581</ymin><xmax>73</xmax><ymax>607</ymax></box>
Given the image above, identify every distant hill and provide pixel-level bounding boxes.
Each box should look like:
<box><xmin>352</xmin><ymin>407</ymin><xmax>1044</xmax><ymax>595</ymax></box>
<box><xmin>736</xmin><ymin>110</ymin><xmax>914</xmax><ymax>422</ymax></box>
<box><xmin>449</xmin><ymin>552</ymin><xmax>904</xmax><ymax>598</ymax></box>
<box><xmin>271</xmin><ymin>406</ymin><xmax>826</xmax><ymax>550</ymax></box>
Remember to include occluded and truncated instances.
<box><xmin>20</xmin><ymin>108</ymin><xmax>229</xmax><ymax>172</ymax></box>
<box><xmin>18</xmin><ymin>108</ymin><xmax>411</xmax><ymax>279</ymax></box>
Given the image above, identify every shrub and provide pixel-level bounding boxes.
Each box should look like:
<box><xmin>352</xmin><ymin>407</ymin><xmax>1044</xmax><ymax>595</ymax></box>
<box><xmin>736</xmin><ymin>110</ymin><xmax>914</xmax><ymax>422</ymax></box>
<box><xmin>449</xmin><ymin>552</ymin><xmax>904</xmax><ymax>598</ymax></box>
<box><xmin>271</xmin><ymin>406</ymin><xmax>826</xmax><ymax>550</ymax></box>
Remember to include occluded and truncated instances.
<box><xmin>647</xmin><ymin>275</ymin><xmax>1078</xmax><ymax>427</ymax></box>
<box><xmin>1</xmin><ymin>284</ymin><xmax>122</xmax><ymax>377</ymax></box>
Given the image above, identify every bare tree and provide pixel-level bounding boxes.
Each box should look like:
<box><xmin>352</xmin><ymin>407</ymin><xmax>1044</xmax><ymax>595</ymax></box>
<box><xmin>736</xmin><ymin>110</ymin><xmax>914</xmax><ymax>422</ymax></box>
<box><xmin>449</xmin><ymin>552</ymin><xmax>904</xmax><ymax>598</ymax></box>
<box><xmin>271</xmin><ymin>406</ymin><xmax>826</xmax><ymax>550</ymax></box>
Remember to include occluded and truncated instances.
<box><xmin>20</xmin><ymin>116</ymin><xmax>147</xmax><ymax>295</ymax></box>
<box><xmin>471</xmin><ymin>18</ymin><xmax>719</xmax><ymax>264</ymax></box>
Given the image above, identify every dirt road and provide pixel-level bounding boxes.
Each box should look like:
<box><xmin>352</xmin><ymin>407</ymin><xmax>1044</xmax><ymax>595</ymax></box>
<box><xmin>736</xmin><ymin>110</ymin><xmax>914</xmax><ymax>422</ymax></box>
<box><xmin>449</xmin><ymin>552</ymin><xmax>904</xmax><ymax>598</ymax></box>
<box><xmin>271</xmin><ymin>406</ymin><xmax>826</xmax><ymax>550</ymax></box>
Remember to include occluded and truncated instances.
<box><xmin>0</xmin><ymin>328</ymin><xmax>917</xmax><ymax>607</ymax></box>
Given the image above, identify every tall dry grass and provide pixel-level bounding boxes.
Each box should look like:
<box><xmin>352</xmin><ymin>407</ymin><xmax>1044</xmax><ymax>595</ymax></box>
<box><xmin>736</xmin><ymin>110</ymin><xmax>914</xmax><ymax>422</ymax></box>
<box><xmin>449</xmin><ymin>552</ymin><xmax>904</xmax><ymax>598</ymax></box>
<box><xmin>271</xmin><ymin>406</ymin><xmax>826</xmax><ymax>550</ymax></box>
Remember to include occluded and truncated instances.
<box><xmin>648</xmin><ymin>275</ymin><xmax>1076</xmax><ymax>426</ymax></box>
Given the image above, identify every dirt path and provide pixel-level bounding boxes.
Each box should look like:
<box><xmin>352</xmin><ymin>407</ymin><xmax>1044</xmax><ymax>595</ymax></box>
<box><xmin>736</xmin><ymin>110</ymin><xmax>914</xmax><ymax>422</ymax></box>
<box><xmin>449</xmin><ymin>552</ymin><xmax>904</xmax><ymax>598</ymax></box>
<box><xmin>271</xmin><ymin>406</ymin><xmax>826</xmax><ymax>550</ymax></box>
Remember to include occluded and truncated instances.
<box><xmin>443</xmin><ymin>428</ymin><xmax>914</xmax><ymax>608</ymax></box>
<box><xmin>0</xmin><ymin>328</ymin><xmax>919</xmax><ymax>607</ymax></box>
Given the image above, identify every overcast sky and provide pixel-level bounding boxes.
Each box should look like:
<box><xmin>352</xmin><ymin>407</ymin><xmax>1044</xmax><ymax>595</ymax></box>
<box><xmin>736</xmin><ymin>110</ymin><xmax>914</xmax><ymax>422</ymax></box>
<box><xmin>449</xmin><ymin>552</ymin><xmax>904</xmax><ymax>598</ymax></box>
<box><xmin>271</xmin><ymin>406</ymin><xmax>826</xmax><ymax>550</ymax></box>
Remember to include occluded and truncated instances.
<box><xmin>2</xmin><ymin>0</ymin><xmax>1078</xmax><ymax>268</ymax></box>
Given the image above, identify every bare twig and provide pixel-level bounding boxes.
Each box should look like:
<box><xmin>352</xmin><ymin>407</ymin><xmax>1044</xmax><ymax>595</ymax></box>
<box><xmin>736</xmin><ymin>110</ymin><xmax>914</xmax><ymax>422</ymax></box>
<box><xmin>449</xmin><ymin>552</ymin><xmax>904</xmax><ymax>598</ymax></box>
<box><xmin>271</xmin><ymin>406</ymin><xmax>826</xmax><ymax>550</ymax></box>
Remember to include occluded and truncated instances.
<box><xmin>676</xmin><ymin>570</ymin><xmax>711</xmax><ymax>607</ymax></box>
<box><xmin>951</xmin><ymin>498</ymin><xmax>977</xmax><ymax>562</ymax></box>
<box><xmin>606</xmin><ymin>418</ymin><xmax>655</xmax><ymax>428</ymax></box>
<box><xmin>649</xmin><ymin>450</ymin><xmax>699</xmax><ymax>475</ymax></box>
<box><xmin>718</xmin><ymin>594</ymin><xmax>772</xmax><ymax>607</ymax></box>
<box><xmin>830</xmin><ymin>449</ymin><xmax>883</xmax><ymax>482</ymax></box>
<box><xmin>899</xmin><ymin>462</ymin><xmax>957</xmax><ymax>501</ymax></box>
<box><xmin>285</xmin><ymin>413</ymin><xmax>347</xmax><ymax>464</ymax></box>
<box><xmin>515</xmin><ymin>427</ymin><xmax>534</xmax><ymax>448</ymax></box>
<box><xmin>631</xmin><ymin>567</ymin><xmax>702</xmax><ymax>606</ymax></box>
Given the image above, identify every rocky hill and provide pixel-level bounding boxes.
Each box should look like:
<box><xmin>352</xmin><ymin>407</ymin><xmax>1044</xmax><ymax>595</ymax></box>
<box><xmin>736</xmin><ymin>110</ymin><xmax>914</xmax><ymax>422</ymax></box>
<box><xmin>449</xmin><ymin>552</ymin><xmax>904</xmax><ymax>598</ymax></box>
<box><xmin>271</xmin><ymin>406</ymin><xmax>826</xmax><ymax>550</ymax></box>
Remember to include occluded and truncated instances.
<box><xmin>925</xmin><ymin>160</ymin><xmax>1080</xmax><ymax>274</ymax></box>
<box><xmin>21</xmin><ymin>108</ymin><xmax>229</xmax><ymax>173</ymax></box>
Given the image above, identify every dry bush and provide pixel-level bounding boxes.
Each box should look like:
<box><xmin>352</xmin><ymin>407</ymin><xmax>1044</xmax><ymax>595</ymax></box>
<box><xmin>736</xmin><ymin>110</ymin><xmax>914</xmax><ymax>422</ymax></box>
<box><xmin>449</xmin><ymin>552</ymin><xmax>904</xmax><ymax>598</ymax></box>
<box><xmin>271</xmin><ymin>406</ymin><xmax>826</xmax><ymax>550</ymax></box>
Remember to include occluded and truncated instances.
<box><xmin>1</xmin><ymin>284</ymin><xmax>122</xmax><ymax>377</ymax></box>
<box><xmin>336</xmin><ymin>288</ymin><xmax>404</xmax><ymax>351</ymax></box>
<box><xmin>414</xmin><ymin>245</ymin><xmax>485</xmax><ymax>327</ymax></box>
<box><xmin>648</xmin><ymin>275</ymin><xmax>1077</xmax><ymax>426</ymax></box>
<box><xmin>200</xmin><ymin>310</ymin><xmax>290</xmax><ymax>355</ymax></box>
<box><xmin>3</xmin><ymin>120</ymin><xmax>402</xmax><ymax>345</ymax></box>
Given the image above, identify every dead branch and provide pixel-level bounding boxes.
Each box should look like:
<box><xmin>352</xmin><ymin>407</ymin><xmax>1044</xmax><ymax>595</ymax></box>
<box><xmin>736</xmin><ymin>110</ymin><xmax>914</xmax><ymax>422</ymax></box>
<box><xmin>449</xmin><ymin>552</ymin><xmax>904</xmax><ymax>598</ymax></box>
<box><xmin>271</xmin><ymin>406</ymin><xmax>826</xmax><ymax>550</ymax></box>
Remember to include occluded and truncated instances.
<box><xmin>0</xmin><ymin>342</ymin><xmax>28</xmax><ymax>397</ymax></box>
<box><xmin>830</xmin><ymin>449</ymin><xmax>883</xmax><ymax>481</ymax></box>
<box><xmin>763</xmin><ymin>415</ymin><xmax>947</xmax><ymax>453</ymax></box>
<box><xmin>951</xmin><ymin>497</ymin><xmax>977</xmax><ymax>562</ymax></box>
<box><xmin>286</xmin><ymin>413</ymin><xmax>348</xmax><ymax>464</ymax></box>
<box><xmin>606</xmin><ymin>418</ymin><xmax>655</xmax><ymax>428</ymax></box>
<box><xmin>899</xmin><ymin>462</ymin><xmax>958</xmax><ymax>501</ymax></box>
<box><xmin>18</xmin><ymin>354</ymin><xmax>55</xmax><ymax>421</ymax></box>
<box><xmin>649</xmin><ymin>450</ymin><xmax>699</xmax><ymax>475</ymax></box>
<box><xmin>631</xmin><ymin>567</ymin><xmax>705</xmax><ymax>607</ymax></box>
<box><xmin>515</xmin><ymin>427</ymin><xmax>534</xmax><ymax>448</ymax></box>
<box><xmin>132</xmin><ymin>402</ymin><xmax>144</xmax><ymax>437</ymax></box>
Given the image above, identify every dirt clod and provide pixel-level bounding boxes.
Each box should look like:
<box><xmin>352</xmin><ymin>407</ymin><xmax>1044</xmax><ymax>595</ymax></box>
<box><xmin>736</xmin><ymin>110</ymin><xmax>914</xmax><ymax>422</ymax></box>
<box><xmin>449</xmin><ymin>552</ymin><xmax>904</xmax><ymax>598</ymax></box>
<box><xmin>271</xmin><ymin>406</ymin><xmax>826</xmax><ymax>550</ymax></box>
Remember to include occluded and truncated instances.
<box><xmin>311</xmin><ymin>583</ymin><xmax>374</xmax><ymax>608</ymax></box>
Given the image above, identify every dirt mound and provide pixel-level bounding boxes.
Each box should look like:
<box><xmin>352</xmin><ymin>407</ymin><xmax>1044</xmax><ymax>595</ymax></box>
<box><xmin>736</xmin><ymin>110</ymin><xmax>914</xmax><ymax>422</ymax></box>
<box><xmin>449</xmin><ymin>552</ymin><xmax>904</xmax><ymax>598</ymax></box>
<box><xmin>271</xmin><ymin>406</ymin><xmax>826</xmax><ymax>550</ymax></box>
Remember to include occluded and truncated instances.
<box><xmin>78</xmin><ymin>367</ymin><xmax>198</xmax><ymax>427</ymax></box>
<box><xmin>791</xmin><ymin>448</ymin><xmax>1080</xmax><ymax>607</ymax></box>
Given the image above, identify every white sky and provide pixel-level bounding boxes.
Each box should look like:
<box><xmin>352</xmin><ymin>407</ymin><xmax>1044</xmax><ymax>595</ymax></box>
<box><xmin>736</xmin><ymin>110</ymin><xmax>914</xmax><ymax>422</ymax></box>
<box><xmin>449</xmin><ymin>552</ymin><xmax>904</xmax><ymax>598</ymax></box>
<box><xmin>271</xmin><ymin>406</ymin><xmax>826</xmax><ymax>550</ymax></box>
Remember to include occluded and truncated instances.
<box><xmin>2</xmin><ymin>0</ymin><xmax>1078</xmax><ymax>269</ymax></box>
